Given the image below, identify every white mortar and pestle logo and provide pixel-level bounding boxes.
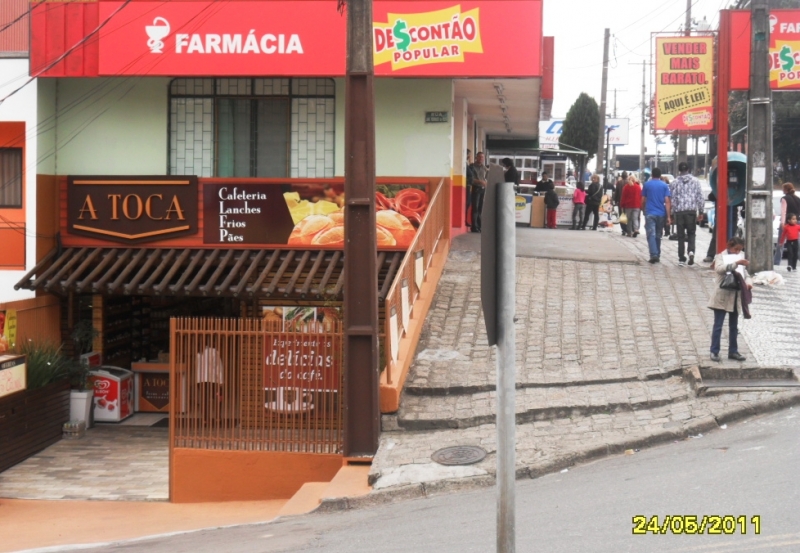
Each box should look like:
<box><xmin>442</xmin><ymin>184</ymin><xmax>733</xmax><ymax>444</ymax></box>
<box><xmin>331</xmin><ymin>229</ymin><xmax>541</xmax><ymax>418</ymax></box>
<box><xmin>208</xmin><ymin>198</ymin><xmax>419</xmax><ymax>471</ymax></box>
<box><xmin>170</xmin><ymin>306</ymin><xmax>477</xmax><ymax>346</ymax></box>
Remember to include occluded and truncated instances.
<box><xmin>146</xmin><ymin>17</ymin><xmax>170</xmax><ymax>53</ymax></box>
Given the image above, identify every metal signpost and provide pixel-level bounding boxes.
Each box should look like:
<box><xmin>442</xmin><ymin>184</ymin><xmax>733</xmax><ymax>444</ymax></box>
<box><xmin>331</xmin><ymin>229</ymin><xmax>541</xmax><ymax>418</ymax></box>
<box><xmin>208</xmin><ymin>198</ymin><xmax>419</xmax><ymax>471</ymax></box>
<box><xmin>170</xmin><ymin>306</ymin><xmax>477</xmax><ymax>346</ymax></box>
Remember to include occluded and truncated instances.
<box><xmin>481</xmin><ymin>166</ymin><xmax>516</xmax><ymax>553</ymax></box>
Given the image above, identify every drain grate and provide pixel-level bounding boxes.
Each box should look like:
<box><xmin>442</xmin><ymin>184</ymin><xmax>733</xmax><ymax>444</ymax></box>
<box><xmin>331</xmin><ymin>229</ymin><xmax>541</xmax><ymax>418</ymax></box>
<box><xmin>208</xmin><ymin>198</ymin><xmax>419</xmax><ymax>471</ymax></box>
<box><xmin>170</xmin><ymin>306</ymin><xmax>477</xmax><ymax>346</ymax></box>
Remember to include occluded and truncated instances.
<box><xmin>431</xmin><ymin>445</ymin><xmax>487</xmax><ymax>466</ymax></box>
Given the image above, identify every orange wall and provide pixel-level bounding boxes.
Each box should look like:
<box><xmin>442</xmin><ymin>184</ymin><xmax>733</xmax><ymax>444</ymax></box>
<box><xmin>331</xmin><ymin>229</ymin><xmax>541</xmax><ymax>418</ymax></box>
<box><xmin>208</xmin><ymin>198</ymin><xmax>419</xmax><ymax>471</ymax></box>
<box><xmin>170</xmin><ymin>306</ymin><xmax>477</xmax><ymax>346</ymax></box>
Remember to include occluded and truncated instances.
<box><xmin>36</xmin><ymin>175</ymin><xmax>59</xmax><ymax>263</ymax></box>
<box><xmin>170</xmin><ymin>448</ymin><xmax>342</xmax><ymax>503</ymax></box>
<box><xmin>0</xmin><ymin>122</ymin><xmax>26</xmax><ymax>269</ymax></box>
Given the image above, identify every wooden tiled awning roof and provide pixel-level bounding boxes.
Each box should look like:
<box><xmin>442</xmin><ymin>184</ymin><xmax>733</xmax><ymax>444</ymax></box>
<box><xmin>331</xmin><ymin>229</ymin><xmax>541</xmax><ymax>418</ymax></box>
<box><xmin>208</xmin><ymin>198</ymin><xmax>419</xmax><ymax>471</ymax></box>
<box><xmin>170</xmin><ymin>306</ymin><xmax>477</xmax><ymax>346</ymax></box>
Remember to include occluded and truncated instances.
<box><xmin>16</xmin><ymin>248</ymin><xmax>403</xmax><ymax>300</ymax></box>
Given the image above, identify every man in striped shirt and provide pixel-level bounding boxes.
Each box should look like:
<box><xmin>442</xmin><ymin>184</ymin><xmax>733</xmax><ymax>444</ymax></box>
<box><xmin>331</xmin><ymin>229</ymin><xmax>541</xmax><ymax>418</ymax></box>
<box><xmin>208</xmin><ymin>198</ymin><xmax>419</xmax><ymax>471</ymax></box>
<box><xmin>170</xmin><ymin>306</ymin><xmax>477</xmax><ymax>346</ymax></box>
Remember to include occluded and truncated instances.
<box><xmin>669</xmin><ymin>162</ymin><xmax>705</xmax><ymax>266</ymax></box>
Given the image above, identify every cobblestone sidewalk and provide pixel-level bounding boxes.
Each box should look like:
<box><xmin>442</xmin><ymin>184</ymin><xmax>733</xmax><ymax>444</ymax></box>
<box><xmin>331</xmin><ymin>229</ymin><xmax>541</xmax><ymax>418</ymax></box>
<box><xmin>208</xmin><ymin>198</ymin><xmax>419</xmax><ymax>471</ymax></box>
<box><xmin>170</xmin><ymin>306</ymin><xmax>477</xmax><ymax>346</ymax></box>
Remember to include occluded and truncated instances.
<box><xmin>370</xmin><ymin>226</ymin><xmax>800</xmax><ymax>491</ymax></box>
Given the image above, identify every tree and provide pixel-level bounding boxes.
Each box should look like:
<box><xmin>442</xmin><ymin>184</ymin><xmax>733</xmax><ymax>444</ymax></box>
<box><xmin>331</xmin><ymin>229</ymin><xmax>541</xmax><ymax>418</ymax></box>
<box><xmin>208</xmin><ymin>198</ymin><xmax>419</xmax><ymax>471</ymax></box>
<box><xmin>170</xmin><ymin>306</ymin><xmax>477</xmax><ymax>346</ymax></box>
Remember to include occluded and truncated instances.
<box><xmin>559</xmin><ymin>92</ymin><xmax>599</xmax><ymax>182</ymax></box>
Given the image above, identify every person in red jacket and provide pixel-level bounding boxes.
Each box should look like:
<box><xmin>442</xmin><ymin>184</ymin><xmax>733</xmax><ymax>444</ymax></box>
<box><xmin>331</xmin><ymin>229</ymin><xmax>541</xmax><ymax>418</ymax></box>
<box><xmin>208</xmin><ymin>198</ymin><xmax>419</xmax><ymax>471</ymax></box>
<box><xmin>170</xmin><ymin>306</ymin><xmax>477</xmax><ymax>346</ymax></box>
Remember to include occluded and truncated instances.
<box><xmin>780</xmin><ymin>213</ymin><xmax>800</xmax><ymax>271</ymax></box>
<box><xmin>620</xmin><ymin>175</ymin><xmax>643</xmax><ymax>237</ymax></box>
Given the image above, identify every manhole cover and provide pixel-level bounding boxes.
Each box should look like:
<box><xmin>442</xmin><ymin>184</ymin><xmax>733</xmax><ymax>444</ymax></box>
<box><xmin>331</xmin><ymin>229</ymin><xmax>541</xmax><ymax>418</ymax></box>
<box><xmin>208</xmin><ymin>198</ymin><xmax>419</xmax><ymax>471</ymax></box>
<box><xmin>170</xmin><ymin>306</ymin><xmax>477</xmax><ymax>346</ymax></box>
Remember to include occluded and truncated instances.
<box><xmin>431</xmin><ymin>445</ymin><xmax>487</xmax><ymax>466</ymax></box>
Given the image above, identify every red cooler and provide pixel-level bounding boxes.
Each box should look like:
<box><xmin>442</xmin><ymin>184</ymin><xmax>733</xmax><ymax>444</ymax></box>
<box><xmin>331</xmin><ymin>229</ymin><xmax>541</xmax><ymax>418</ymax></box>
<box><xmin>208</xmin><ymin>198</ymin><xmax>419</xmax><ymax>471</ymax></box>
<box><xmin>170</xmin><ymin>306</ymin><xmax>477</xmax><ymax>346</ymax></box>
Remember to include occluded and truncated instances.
<box><xmin>90</xmin><ymin>366</ymin><xmax>134</xmax><ymax>422</ymax></box>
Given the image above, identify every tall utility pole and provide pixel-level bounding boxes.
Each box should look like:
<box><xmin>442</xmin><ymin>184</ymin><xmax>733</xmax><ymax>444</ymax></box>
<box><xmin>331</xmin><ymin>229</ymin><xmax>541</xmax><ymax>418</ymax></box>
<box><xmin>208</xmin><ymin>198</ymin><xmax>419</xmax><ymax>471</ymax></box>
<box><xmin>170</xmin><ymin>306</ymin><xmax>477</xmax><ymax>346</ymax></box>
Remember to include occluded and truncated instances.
<box><xmin>596</xmin><ymin>28</ymin><xmax>610</xmax><ymax>179</ymax></box>
<box><xmin>610</xmin><ymin>88</ymin><xmax>627</xmax><ymax>173</ymax></box>
<box><xmin>639</xmin><ymin>61</ymin><xmax>646</xmax><ymax>176</ymax></box>
<box><xmin>343</xmin><ymin>0</ymin><xmax>380</xmax><ymax>457</ymax></box>
<box><xmin>746</xmin><ymin>0</ymin><xmax>773</xmax><ymax>273</ymax></box>
<box><xmin>677</xmin><ymin>0</ymin><xmax>692</xmax><ymax>166</ymax></box>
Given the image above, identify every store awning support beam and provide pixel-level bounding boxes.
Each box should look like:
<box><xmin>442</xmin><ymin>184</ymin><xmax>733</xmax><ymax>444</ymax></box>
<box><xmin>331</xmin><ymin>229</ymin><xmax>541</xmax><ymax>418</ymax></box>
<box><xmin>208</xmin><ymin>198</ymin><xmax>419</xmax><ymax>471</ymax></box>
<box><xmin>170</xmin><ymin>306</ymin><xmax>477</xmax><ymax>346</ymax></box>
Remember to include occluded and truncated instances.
<box><xmin>343</xmin><ymin>0</ymin><xmax>380</xmax><ymax>458</ymax></box>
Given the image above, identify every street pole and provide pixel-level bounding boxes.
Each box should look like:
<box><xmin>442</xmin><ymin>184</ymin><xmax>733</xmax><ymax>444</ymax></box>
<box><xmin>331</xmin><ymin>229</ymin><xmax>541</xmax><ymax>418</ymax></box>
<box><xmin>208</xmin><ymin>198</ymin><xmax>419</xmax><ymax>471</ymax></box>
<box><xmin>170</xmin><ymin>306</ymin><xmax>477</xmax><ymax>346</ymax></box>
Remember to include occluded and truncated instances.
<box><xmin>495</xmin><ymin>179</ymin><xmax>516</xmax><ymax>553</ymax></box>
<box><xmin>605</xmin><ymin>128</ymin><xmax>611</xmax><ymax>183</ymax></box>
<box><xmin>746</xmin><ymin>0</ymin><xmax>773</xmax><ymax>273</ymax></box>
<box><xmin>596</xmin><ymin>28</ymin><xmax>610</xmax><ymax>177</ymax></box>
<box><xmin>677</xmin><ymin>0</ymin><xmax>691</xmax><ymax>165</ymax></box>
<box><xmin>640</xmin><ymin>61</ymin><xmax>646</xmax><ymax>177</ymax></box>
<box><xmin>343</xmin><ymin>0</ymin><xmax>380</xmax><ymax>458</ymax></box>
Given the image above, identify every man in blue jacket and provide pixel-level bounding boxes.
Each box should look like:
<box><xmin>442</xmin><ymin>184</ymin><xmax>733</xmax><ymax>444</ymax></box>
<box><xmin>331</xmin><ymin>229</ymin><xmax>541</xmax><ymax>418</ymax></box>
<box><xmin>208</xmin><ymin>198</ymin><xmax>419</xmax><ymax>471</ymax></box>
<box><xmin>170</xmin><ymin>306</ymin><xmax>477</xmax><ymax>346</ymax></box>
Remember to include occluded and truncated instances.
<box><xmin>641</xmin><ymin>168</ymin><xmax>672</xmax><ymax>264</ymax></box>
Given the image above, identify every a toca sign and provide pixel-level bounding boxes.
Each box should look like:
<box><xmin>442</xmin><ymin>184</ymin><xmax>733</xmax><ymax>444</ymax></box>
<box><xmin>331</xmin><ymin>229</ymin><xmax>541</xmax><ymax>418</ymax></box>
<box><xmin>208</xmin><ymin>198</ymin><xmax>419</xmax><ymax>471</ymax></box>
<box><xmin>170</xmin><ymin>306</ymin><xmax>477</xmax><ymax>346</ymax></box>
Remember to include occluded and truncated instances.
<box><xmin>374</xmin><ymin>5</ymin><xmax>483</xmax><ymax>70</ymax></box>
<box><xmin>67</xmin><ymin>176</ymin><xmax>198</xmax><ymax>244</ymax></box>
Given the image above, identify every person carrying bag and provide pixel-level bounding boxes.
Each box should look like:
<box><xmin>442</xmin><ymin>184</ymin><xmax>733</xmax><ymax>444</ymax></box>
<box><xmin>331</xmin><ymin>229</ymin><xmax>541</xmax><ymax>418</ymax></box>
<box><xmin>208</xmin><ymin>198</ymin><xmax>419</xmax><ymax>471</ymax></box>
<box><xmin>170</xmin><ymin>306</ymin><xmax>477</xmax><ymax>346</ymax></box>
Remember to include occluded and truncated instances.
<box><xmin>708</xmin><ymin>237</ymin><xmax>752</xmax><ymax>363</ymax></box>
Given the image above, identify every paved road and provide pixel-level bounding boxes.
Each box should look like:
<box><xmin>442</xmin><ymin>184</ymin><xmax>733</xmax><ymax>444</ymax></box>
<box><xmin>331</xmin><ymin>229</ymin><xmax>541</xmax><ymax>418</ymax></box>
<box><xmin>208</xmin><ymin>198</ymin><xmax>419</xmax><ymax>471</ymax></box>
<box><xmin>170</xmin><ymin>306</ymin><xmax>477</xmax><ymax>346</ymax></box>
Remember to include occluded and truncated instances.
<box><xmin>66</xmin><ymin>408</ymin><xmax>800</xmax><ymax>553</ymax></box>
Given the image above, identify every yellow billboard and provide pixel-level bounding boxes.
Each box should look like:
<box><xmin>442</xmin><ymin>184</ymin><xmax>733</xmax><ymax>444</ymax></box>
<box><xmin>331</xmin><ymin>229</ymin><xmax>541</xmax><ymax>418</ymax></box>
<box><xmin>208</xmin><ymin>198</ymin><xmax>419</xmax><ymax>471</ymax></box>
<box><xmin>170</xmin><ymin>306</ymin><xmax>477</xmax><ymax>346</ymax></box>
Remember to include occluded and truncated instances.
<box><xmin>654</xmin><ymin>36</ymin><xmax>714</xmax><ymax>132</ymax></box>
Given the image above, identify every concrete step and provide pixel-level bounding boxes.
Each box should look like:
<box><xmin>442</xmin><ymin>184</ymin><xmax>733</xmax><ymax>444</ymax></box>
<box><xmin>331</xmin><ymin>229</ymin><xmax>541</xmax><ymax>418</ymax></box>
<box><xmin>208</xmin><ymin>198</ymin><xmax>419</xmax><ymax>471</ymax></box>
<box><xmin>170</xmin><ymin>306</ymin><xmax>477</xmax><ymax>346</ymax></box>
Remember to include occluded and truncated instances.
<box><xmin>702</xmin><ymin>379</ymin><xmax>800</xmax><ymax>388</ymax></box>
<box><xmin>277</xmin><ymin>482</ymin><xmax>329</xmax><ymax>517</ymax></box>
<box><xmin>278</xmin><ymin>465</ymin><xmax>372</xmax><ymax>517</ymax></box>
<box><xmin>320</xmin><ymin>464</ymin><xmax>371</xmax><ymax>501</ymax></box>
<box><xmin>394</xmin><ymin>377</ymin><xmax>691</xmax><ymax>431</ymax></box>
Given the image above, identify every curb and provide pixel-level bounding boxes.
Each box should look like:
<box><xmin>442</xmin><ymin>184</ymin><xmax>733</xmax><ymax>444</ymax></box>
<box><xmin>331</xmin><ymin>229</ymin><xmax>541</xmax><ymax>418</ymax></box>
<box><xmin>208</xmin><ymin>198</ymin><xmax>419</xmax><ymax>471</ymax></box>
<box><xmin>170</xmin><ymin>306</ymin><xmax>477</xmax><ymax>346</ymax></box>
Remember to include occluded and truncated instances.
<box><xmin>403</xmin><ymin>367</ymin><xmax>687</xmax><ymax>397</ymax></box>
<box><xmin>333</xmin><ymin>391</ymin><xmax>800</xmax><ymax>515</ymax></box>
<box><xmin>395</xmin><ymin>395</ymin><xmax>690</xmax><ymax>431</ymax></box>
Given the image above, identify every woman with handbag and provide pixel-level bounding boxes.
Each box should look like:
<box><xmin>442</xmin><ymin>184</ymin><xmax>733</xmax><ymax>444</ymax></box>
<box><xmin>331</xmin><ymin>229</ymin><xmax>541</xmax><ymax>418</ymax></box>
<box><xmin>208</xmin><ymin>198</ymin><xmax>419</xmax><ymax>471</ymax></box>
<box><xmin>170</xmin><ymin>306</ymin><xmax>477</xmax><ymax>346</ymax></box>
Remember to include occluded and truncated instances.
<box><xmin>708</xmin><ymin>237</ymin><xmax>752</xmax><ymax>362</ymax></box>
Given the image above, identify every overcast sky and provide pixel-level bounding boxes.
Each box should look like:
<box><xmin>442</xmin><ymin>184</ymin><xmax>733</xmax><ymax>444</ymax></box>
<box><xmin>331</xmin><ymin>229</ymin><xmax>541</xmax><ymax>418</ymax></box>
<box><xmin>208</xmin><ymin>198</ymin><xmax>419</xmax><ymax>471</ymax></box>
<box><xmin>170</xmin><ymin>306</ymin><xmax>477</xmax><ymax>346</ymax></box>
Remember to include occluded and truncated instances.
<box><xmin>542</xmin><ymin>0</ymin><xmax>727</xmax><ymax>162</ymax></box>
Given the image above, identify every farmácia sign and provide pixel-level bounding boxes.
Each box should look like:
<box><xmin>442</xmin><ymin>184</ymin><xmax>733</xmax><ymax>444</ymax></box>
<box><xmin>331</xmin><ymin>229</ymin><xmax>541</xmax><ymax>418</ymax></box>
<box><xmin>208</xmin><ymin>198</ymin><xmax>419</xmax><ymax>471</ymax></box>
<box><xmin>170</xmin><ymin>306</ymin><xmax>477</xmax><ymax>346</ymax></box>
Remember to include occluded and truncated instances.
<box><xmin>374</xmin><ymin>5</ymin><xmax>483</xmax><ymax>70</ymax></box>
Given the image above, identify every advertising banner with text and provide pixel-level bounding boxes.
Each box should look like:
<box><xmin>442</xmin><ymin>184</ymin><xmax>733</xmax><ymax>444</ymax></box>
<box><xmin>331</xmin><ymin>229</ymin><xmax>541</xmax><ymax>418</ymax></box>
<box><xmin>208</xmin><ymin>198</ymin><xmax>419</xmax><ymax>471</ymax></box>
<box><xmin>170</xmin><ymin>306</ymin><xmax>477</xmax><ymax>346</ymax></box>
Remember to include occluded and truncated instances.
<box><xmin>540</xmin><ymin>118</ymin><xmax>630</xmax><ymax>149</ymax></box>
<box><xmin>203</xmin><ymin>181</ymin><xmax>428</xmax><ymax>249</ymax></box>
<box><xmin>769</xmin><ymin>11</ymin><xmax>800</xmax><ymax>89</ymax></box>
<box><xmin>654</xmin><ymin>36</ymin><xmax>714</xmax><ymax>132</ymax></box>
<box><xmin>262</xmin><ymin>306</ymin><xmax>341</xmax><ymax>413</ymax></box>
<box><xmin>98</xmin><ymin>1</ymin><xmax>541</xmax><ymax>77</ymax></box>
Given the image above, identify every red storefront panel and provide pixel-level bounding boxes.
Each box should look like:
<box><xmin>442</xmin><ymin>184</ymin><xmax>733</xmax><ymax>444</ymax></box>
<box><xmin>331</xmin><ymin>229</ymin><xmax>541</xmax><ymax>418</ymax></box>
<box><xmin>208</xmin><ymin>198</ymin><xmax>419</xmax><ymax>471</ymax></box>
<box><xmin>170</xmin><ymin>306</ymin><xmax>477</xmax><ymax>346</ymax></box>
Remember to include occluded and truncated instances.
<box><xmin>30</xmin><ymin>1</ymin><xmax>99</xmax><ymax>77</ymax></box>
<box><xmin>32</xmin><ymin>0</ymin><xmax>543</xmax><ymax>78</ymax></box>
<box><xmin>98</xmin><ymin>1</ymin><xmax>347</xmax><ymax>77</ymax></box>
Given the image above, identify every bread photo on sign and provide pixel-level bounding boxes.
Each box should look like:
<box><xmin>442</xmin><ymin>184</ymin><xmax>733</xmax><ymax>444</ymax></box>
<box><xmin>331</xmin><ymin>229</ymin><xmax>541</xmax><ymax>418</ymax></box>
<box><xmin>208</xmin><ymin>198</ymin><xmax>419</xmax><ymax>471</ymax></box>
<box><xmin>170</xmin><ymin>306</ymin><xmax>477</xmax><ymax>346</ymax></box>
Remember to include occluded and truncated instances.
<box><xmin>287</xmin><ymin>209</ymin><xmax>415</xmax><ymax>248</ymax></box>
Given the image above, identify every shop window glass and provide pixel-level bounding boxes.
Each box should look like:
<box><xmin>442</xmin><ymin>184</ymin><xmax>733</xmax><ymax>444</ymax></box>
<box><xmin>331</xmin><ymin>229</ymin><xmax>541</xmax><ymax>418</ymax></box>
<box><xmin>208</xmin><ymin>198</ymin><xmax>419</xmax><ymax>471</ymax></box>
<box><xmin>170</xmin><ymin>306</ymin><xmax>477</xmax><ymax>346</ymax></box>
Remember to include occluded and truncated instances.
<box><xmin>169</xmin><ymin>78</ymin><xmax>333</xmax><ymax>178</ymax></box>
<box><xmin>0</xmin><ymin>148</ymin><xmax>22</xmax><ymax>207</ymax></box>
<box><xmin>217</xmin><ymin>98</ymin><xmax>289</xmax><ymax>178</ymax></box>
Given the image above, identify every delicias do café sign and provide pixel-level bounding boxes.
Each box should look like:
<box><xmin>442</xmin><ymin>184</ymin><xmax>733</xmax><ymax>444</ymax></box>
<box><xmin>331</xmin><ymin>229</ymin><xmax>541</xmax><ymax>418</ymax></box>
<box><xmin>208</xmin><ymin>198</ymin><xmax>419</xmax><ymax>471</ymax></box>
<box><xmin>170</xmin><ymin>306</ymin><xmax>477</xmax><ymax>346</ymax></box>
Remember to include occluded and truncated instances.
<box><xmin>654</xmin><ymin>36</ymin><xmax>714</xmax><ymax>132</ymax></box>
<box><xmin>67</xmin><ymin>176</ymin><xmax>198</xmax><ymax>244</ymax></box>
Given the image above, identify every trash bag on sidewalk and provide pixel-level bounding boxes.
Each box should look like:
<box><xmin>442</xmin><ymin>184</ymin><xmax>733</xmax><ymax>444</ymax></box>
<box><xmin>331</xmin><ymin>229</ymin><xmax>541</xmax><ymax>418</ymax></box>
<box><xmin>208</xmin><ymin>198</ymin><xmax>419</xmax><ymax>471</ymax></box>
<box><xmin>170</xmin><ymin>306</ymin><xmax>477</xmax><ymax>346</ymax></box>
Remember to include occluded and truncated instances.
<box><xmin>752</xmin><ymin>271</ymin><xmax>785</xmax><ymax>286</ymax></box>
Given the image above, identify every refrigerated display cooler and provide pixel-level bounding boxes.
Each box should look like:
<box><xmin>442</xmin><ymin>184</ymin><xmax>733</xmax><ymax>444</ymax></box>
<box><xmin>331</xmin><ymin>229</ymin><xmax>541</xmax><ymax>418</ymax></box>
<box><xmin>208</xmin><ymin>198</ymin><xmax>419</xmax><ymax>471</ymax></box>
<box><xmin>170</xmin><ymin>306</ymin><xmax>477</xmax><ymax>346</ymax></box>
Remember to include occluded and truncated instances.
<box><xmin>89</xmin><ymin>366</ymin><xmax>134</xmax><ymax>422</ymax></box>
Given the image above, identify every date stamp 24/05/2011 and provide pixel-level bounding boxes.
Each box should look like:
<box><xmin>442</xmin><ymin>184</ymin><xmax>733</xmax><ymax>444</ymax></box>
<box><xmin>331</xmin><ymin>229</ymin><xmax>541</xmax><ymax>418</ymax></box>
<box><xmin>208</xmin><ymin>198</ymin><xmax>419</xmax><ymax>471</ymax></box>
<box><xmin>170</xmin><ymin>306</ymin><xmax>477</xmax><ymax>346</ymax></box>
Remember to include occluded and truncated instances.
<box><xmin>632</xmin><ymin>515</ymin><xmax>761</xmax><ymax>535</ymax></box>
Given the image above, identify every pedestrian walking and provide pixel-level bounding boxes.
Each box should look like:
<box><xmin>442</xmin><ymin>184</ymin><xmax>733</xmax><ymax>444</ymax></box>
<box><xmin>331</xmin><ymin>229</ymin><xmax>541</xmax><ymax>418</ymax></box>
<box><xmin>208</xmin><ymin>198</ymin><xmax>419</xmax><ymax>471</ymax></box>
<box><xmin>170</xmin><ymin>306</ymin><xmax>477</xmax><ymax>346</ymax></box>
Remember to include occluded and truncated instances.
<box><xmin>708</xmin><ymin>237</ymin><xmax>751</xmax><ymax>362</ymax></box>
<box><xmin>470</xmin><ymin>152</ymin><xmax>488</xmax><ymax>233</ymax></box>
<box><xmin>669</xmin><ymin>162</ymin><xmax>706</xmax><ymax>266</ymax></box>
<box><xmin>704</xmin><ymin>191</ymin><xmax>717</xmax><ymax>263</ymax></box>
<box><xmin>465</xmin><ymin>150</ymin><xmax>476</xmax><ymax>230</ymax></box>
<box><xmin>501</xmin><ymin>157</ymin><xmax>520</xmax><ymax>189</ymax></box>
<box><xmin>614</xmin><ymin>171</ymin><xmax>628</xmax><ymax>235</ymax></box>
<box><xmin>620</xmin><ymin>175</ymin><xmax>642</xmax><ymax>237</ymax></box>
<box><xmin>571</xmin><ymin>182</ymin><xmax>586</xmax><ymax>230</ymax></box>
<box><xmin>581</xmin><ymin>174</ymin><xmax>603</xmax><ymax>230</ymax></box>
<box><xmin>663</xmin><ymin>175</ymin><xmax>674</xmax><ymax>238</ymax></box>
<box><xmin>780</xmin><ymin>213</ymin><xmax>800</xmax><ymax>272</ymax></box>
<box><xmin>779</xmin><ymin>182</ymin><xmax>800</xmax><ymax>234</ymax></box>
<box><xmin>641</xmin><ymin>167</ymin><xmax>672</xmax><ymax>263</ymax></box>
<box><xmin>544</xmin><ymin>187</ymin><xmax>560</xmax><ymax>228</ymax></box>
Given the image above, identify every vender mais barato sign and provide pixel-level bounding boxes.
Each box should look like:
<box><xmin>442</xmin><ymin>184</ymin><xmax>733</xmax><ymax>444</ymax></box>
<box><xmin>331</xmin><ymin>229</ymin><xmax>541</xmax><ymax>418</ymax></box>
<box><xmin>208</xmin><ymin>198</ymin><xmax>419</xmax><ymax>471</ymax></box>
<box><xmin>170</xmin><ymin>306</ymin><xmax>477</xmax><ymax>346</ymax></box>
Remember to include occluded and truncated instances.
<box><xmin>654</xmin><ymin>36</ymin><xmax>714</xmax><ymax>132</ymax></box>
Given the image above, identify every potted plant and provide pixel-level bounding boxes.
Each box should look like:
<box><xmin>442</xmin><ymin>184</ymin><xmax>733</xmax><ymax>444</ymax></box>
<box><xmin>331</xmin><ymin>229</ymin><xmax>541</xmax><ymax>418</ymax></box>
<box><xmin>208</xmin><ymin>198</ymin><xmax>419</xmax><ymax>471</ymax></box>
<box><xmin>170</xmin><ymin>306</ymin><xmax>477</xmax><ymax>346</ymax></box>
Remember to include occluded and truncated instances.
<box><xmin>68</xmin><ymin>321</ymin><xmax>99</xmax><ymax>425</ymax></box>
